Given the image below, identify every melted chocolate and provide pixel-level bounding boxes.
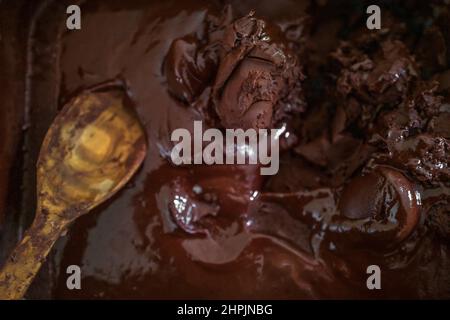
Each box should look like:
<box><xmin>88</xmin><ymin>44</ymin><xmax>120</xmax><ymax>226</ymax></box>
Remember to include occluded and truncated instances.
<box><xmin>6</xmin><ymin>0</ymin><xmax>449</xmax><ymax>299</ymax></box>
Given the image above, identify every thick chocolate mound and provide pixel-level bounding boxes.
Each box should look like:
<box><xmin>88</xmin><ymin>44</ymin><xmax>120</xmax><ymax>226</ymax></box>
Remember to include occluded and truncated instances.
<box><xmin>164</xmin><ymin>9</ymin><xmax>305</xmax><ymax>130</ymax></box>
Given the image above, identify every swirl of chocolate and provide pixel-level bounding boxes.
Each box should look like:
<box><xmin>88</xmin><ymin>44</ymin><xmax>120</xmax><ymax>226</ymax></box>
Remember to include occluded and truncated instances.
<box><xmin>335</xmin><ymin>166</ymin><xmax>421</xmax><ymax>248</ymax></box>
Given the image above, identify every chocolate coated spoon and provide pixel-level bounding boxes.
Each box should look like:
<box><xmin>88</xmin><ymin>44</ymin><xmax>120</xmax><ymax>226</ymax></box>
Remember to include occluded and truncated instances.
<box><xmin>0</xmin><ymin>82</ymin><xmax>147</xmax><ymax>299</ymax></box>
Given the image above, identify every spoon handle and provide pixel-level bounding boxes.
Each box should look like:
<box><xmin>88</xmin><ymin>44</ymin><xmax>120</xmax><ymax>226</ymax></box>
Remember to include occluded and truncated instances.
<box><xmin>0</xmin><ymin>212</ymin><xmax>67</xmax><ymax>299</ymax></box>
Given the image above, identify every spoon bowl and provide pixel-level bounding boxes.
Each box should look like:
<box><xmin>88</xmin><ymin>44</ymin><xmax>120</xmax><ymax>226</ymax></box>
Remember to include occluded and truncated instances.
<box><xmin>0</xmin><ymin>82</ymin><xmax>147</xmax><ymax>299</ymax></box>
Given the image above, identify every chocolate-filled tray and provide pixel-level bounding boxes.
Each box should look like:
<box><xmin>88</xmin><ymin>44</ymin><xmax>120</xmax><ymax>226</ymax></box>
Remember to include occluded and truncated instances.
<box><xmin>0</xmin><ymin>0</ymin><xmax>449</xmax><ymax>299</ymax></box>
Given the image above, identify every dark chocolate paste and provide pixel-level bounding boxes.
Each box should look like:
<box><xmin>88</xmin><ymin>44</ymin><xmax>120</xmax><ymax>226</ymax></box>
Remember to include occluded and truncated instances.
<box><xmin>14</xmin><ymin>0</ymin><xmax>450</xmax><ymax>298</ymax></box>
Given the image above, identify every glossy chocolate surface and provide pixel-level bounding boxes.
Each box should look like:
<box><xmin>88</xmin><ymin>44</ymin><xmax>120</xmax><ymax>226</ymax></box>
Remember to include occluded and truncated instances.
<box><xmin>3</xmin><ymin>0</ymin><xmax>450</xmax><ymax>299</ymax></box>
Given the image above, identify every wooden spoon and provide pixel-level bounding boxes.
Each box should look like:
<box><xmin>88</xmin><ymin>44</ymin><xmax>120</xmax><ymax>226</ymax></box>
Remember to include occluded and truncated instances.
<box><xmin>0</xmin><ymin>82</ymin><xmax>147</xmax><ymax>299</ymax></box>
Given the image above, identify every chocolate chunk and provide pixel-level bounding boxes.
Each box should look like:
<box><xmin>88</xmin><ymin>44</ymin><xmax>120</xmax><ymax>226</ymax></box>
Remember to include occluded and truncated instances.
<box><xmin>389</xmin><ymin>134</ymin><xmax>450</xmax><ymax>185</ymax></box>
<box><xmin>336</xmin><ymin>167</ymin><xmax>421</xmax><ymax>246</ymax></box>
<box><xmin>216</xmin><ymin>56</ymin><xmax>279</xmax><ymax>129</ymax></box>
<box><xmin>331</xmin><ymin>39</ymin><xmax>418</xmax><ymax>130</ymax></box>
<box><xmin>164</xmin><ymin>11</ymin><xmax>306</xmax><ymax>130</ymax></box>
<box><xmin>212</xmin><ymin>13</ymin><xmax>305</xmax><ymax>129</ymax></box>
<box><xmin>338</xmin><ymin>171</ymin><xmax>386</xmax><ymax>220</ymax></box>
<box><xmin>370</xmin><ymin>81</ymin><xmax>450</xmax><ymax>186</ymax></box>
